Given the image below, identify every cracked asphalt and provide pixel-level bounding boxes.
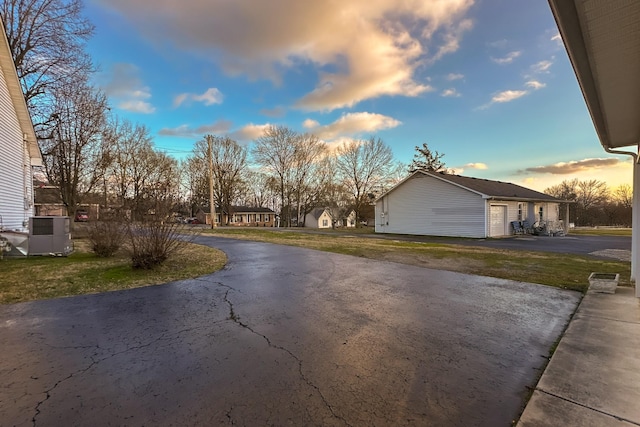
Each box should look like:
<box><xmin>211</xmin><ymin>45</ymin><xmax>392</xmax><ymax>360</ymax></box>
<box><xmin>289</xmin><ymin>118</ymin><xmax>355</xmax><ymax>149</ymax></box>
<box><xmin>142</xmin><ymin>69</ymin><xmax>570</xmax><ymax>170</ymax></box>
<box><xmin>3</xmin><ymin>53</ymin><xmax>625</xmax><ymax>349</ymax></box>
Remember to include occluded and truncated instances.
<box><xmin>0</xmin><ymin>236</ymin><xmax>580</xmax><ymax>426</ymax></box>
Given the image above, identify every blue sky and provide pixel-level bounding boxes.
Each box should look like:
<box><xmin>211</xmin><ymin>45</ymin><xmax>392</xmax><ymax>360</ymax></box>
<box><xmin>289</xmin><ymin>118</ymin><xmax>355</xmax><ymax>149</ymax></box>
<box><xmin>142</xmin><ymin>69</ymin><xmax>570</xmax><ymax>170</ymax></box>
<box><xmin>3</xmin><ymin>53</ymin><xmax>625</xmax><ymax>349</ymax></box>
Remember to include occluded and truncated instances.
<box><xmin>84</xmin><ymin>0</ymin><xmax>632</xmax><ymax>192</ymax></box>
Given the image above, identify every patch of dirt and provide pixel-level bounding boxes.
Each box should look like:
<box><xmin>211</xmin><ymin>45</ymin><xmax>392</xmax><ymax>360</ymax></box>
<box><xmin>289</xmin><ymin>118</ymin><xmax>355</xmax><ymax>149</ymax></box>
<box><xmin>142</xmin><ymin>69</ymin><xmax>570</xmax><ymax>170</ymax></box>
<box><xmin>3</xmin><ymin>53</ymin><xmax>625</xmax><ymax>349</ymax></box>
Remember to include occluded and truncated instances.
<box><xmin>588</xmin><ymin>249</ymin><xmax>631</xmax><ymax>262</ymax></box>
<box><xmin>376</xmin><ymin>251</ymin><xmax>484</xmax><ymax>273</ymax></box>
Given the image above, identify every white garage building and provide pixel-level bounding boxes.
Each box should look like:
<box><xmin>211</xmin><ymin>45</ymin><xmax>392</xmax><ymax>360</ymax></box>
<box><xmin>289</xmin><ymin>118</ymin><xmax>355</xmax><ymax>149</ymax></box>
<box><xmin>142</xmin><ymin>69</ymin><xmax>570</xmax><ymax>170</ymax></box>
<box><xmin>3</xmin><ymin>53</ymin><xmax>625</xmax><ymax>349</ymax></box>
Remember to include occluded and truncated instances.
<box><xmin>375</xmin><ymin>171</ymin><xmax>565</xmax><ymax>238</ymax></box>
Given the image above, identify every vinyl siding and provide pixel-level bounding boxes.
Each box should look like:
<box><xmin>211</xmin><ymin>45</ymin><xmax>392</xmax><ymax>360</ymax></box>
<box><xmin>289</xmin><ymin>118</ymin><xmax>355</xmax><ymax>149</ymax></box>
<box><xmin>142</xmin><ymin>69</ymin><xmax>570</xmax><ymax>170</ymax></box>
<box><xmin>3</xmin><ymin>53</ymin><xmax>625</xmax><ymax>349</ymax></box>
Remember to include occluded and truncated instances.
<box><xmin>376</xmin><ymin>174</ymin><xmax>486</xmax><ymax>238</ymax></box>
<box><xmin>0</xmin><ymin>65</ymin><xmax>30</xmax><ymax>232</ymax></box>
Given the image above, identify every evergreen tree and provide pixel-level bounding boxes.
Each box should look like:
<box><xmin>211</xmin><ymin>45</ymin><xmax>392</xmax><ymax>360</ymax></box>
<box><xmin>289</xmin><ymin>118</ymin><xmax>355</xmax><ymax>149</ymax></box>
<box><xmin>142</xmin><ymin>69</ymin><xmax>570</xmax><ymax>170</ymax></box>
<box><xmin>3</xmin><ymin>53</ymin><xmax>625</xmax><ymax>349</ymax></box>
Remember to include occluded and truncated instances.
<box><xmin>408</xmin><ymin>142</ymin><xmax>447</xmax><ymax>173</ymax></box>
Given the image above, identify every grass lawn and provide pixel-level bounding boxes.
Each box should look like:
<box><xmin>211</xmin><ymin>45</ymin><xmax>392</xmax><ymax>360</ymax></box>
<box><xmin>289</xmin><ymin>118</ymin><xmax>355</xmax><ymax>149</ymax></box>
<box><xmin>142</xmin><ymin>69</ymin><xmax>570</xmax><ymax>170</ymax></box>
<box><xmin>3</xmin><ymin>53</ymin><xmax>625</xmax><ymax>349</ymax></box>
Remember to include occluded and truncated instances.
<box><xmin>0</xmin><ymin>241</ymin><xmax>226</xmax><ymax>304</ymax></box>
<box><xmin>203</xmin><ymin>227</ymin><xmax>630</xmax><ymax>292</ymax></box>
<box><xmin>569</xmin><ymin>227</ymin><xmax>632</xmax><ymax>236</ymax></box>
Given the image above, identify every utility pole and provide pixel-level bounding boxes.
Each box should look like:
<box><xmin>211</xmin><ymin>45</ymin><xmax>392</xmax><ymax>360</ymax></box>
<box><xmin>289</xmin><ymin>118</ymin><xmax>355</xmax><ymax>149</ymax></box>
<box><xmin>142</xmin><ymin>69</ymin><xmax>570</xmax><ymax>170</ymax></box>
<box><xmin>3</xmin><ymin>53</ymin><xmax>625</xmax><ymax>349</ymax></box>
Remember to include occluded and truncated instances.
<box><xmin>207</xmin><ymin>135</ymin><xmax>216</xmax><ymax>228</ymax></box>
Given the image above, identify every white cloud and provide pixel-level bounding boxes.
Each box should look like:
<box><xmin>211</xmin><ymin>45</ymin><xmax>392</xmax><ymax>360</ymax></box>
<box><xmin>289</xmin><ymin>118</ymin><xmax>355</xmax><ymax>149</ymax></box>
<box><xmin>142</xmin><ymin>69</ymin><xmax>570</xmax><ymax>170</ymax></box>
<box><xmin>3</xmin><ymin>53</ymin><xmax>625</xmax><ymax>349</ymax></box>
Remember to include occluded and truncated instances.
<box><xmin>174</xmin><ymin>87</ymin><xmax>223</xmax><ymax>107</ymax></box>
<box><xmin>158</xmin><ymin>120</ymin><xmax>232</xmax><ymax>137</ymax></box>
<box><xmin>450</xmin><ymin>162</ymin><xmax>488</xmax><ymax>175</ymax></box>
<box><xmin>492</xmin><ymin>90</ymin><xmax>528</xmax><ymax>103</ymax></box>
<box><xmin>119</xmin><ymin>100</ymin><xmax>156</xmax><ymax>114</ymax></box>
<box><xmin>551</xmin><ymin>32</ymin><xmax>563</xmax><ymax>46</ymax></box>
<box><xmin>94</xmin><ymin>0</ymin><xmax>475</xmax><ymax>112</ymax></box>
<box><xmin>100</xmin><ymin>63</ymin><xmax>155</xmax><ymax>114</ymax></box>
<box><xmin>532</xmin><ymin>60</ymin><xmax>553</xmax><ymax>73</ymax></box>
<box><xmin>464</xmin><ymin>162</ymin><xmax>488</xmax><ymax>170</ymax></box>
<box><xmin>303</xmin><ymin>119</ymin><xmax>320</xmax><ymax>129</ymax></box>
<box><xmin>446</xmin><ymin>73</ymin><xmax>464</xmax><ymax>81</ymax></box>
<box><xmin>309</xmin><ymin>112</ymin><xmax>401</xmax><ymax>140</ymax></box>
<box><xmin>229</xmin><ymin>123</ymin><xmax>272</xmax><ymax>141</ymax></box>
<box><xmin>441</xmin><ymin>88</ymin><xmax>461</xmax><ymax>97</ymax></box>
<box><xmin>525</xmin><ymin>80</ymin><xmax>546</xmax><ymax>90</ymax></box>
<box><xmin>491</xmin><ymin>50</ymin><xmax>521</xmax><ymax>65</ymax></box>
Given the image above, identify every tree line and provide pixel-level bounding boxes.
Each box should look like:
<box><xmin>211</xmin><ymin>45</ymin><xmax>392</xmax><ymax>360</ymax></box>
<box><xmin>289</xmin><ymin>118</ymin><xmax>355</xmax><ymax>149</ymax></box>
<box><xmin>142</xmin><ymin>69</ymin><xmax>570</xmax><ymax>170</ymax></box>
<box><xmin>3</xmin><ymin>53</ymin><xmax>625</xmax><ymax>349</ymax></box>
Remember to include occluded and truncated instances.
<box><xmin>544</xmin><ymin>179</ymin><xmax>632</xmax><ymax>227</ymax></box>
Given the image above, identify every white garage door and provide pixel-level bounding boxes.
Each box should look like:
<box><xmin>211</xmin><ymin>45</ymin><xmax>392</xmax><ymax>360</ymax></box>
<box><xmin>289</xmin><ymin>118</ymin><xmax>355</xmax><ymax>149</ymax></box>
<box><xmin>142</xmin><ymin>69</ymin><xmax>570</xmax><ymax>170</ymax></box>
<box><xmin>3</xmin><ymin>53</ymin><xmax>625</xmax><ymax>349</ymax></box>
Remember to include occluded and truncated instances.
<box><xmin>489</xmin><ymin>205</ymin><xmax>507</xmax><ymax>237</ymax></box>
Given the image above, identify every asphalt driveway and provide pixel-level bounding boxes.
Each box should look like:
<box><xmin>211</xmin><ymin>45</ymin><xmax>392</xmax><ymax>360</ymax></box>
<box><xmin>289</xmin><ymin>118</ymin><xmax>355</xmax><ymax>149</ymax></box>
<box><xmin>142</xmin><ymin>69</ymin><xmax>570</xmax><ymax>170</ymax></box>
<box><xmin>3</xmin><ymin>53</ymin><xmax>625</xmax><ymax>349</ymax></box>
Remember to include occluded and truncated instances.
<box><xmin>0</xmin><ymin>236</ymin><xmax>580</xmax><ymax>426</ymax></box>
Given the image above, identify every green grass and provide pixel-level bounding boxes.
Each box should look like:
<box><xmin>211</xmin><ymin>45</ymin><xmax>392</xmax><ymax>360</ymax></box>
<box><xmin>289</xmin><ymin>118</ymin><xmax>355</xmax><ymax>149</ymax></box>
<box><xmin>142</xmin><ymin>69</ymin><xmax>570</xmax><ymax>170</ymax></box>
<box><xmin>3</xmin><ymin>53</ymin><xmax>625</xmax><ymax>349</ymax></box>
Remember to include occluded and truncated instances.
<box><xmin>569</xmin><ymin>227</ymin><xmax>632</xmax><ymax>236</ymax></box>
<box><xmin>0</xmin><ymin>242</ymin><xmax>226</xmax><ymax>304</ymax></box>
<box><xmin>204</xmin><ymin>227</ymin><xmax>630</xmax><ymax>292</ymax></box>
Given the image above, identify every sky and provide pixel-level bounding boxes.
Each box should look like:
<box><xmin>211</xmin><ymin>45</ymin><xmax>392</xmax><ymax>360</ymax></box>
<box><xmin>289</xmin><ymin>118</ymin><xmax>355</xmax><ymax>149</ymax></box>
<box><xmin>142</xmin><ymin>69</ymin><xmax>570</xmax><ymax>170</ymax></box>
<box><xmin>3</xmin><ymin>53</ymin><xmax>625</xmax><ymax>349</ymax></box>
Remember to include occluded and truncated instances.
<box><xmin>83</xmin><ymin>0</ymin><xmax>633</xmax><ymax>192</ymax></box>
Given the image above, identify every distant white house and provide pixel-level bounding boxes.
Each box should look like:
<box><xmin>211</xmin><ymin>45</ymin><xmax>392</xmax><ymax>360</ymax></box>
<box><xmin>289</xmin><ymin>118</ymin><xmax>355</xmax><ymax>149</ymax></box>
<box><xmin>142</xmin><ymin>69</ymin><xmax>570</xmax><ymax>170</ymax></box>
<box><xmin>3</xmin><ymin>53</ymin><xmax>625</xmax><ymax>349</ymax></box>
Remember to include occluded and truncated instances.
<box><xmin>375</xmin><ymin>171</ymin><xmax>567</xmax><ymax>238</ymax></box>
<box><xmin>0</xmin><ymin>19</ymin><xmax>42</xmax><ymax>233</ymax></box>
<box><xmin>305</xmin><ymin>207</ymin><xmax>333</xmax><ymax>229</ymax></box>
<box><xmin>336</xmin><ymin>209</ymin><xmax>357</xmax><ymax>228</ymax></box>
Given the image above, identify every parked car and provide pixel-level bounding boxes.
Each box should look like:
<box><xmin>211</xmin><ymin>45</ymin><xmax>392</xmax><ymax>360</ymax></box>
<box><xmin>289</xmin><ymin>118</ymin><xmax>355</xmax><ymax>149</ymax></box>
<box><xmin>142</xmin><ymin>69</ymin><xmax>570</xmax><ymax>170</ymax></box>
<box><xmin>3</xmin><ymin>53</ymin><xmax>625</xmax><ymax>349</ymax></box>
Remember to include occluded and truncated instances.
<box><xmin>74</xmin><ymin>210</ymin><xmax>89</xmax><ymax>222</ymax></box>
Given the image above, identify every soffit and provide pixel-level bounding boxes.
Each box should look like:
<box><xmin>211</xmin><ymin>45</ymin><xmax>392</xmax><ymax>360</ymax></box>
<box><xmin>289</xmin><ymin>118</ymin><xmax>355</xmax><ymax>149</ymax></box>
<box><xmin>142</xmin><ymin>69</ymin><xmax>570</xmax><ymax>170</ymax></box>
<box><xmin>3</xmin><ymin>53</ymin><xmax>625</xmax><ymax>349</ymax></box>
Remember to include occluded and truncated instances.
<box><xmin>549</xmin><ymin>0</ymin><xmax>640</xmax><ymax>149</ymax></box>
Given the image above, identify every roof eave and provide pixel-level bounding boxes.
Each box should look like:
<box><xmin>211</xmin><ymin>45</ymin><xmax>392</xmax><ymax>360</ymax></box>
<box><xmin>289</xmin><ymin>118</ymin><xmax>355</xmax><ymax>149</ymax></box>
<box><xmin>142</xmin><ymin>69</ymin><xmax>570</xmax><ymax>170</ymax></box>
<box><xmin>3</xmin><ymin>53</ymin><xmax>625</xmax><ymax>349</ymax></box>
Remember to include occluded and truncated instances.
<box><xmin>548</xmin><ymin>0</ymin><xmax>640</xmax><ymax>151</ymax></box>
<box><xmin>0</xmin><ymin>18</ymin><xmax>41</xmax><ymax>166</ymax></box>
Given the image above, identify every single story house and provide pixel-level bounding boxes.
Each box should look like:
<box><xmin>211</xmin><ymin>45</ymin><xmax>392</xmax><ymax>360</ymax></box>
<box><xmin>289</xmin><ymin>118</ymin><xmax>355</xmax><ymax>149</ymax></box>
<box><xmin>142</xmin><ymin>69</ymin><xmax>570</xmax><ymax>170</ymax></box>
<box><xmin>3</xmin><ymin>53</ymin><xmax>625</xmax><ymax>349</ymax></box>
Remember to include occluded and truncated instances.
<box><xmin>305</xmin><ymin>207</ymin><xmax>333</xmax><ymax>229</ymax></box>
<box><xmin>198</xmin><ymin>206</ymin><xmax>275</xmax><ymax>227</ymax></box>
<box><xmin>375</xmin><ymin>170</ymin><xmax>567</xmax><ymax>238</ymax></box>
<box><xmin>340</xmin><ymin>210</ymin><xmax>357</xmax><ymax>228</ymax></box>
<box><xmin>0</xmin><ymin>18</ymin><xmax>42</xmax><ymax>234</ymax></box>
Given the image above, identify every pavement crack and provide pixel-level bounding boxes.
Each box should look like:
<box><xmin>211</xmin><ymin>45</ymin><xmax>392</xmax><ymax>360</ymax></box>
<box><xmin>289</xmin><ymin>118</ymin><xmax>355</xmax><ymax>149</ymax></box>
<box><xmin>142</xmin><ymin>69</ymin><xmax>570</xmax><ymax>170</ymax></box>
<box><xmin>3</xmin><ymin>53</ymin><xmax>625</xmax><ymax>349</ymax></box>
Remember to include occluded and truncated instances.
<box><xmin>536</xmin><ymin>389</ymin><xmax>640</xmax><ymax>425</ymax></box>
<box><xmin>31</xmin><ymin>326</ymin><xmax>211</xmax><ymax>426</ymax></box>
<box><xmin>218</xmin><ymin>283</ymin><xmax>352</xmax><ymax>427</ymax></box>
<box><xmin>225</xmin><ymin>406</ymin><xmax>236</xmax><ymax>425</ymax></box>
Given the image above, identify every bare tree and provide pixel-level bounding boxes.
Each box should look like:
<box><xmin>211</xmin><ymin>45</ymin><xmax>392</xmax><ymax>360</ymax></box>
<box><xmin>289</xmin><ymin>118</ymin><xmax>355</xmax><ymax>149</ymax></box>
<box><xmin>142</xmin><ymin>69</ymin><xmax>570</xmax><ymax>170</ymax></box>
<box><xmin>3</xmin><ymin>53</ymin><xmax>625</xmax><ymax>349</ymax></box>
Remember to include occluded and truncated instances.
<box><xmin>613</xmin><ymin>183</ymin><xmax>632</xmax><ymax>209</ymax></box>
<box><xmin>291</xmin><ymin>133</ymin><xmax>326</xmax><ymax>224</ymax></box>
<box><xmin>335</xmin><ymin>137</ymin><xmax>394</xmax><ymax>226</ymax></box>
<box><xmin>102</xmin><ymin>118</ymin><xmax>153</xmax><ymax>210</ymax></box>
<box><xmin>252</xmin><ymin>125</ymin><xmax>298</xmax><ymax>226</ymax></box>
<box><xmin>408</xmin><ymin>142</ymin><xmax>446</xmax><ymax>173</ymax></box>
<box><xmin>545</xmin><ymin>178</ymin><xmax>610</xmax><ymax>226</ymax></box>
<box><xmin>1</xmin><ymin>0</ymin><xmax>94</xmax><ymax>114</ymax></box>
<box><xmin>240</xmin><ymin>169</ymin><xmax>278</xmax><ymax>210</ymax></box>
<box><xmin>577</xmin><ymin>179</ymin><xmax>609</xmax><ymax>211</ymax></box>
<box><xmin>39</xmin><ymin>82</ymin><xmax>108</xmax><ymax>215</ymax></box>
<box><xmin>180</xmin><ymin>155</ymin><xmax>208</xmax><ymax>216</ymax></box>
<box><xmin>199</xmin><ymin>135</ymin><xmax>247</xmax><ymax>224</ymax></box>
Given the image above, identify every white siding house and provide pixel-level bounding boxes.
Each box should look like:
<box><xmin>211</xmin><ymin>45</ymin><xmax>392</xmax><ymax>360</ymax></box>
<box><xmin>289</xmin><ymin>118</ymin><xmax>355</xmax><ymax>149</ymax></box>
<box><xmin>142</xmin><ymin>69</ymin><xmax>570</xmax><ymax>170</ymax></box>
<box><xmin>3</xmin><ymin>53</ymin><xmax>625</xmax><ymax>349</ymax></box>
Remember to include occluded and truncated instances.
<box><xmin>305</xmin><ymin>207</ymin><xmax>333</xmax><ymax>229</ymax></box>
<box><xmin>0</xmin><ymin>19</ymin><xmax>41</xmax><ymax>233</ymax></box>
<box><xmin>375</xmin><ymin>171</ymin><xmax>565</xmax><ymax>238</ymax></box>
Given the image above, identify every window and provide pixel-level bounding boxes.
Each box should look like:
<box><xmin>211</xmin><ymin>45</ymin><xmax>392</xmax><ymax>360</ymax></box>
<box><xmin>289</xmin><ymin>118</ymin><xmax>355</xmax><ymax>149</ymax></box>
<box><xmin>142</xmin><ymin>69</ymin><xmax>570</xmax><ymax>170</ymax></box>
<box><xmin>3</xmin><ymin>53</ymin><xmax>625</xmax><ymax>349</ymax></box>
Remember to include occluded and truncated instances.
<box><xmin>322</xmin><ymin>219</ymin><xmax>328</xmax><ymax>227</ymax></box>
<box><xmin>517</xmin><ymin>203</ymin><xmax>523</xmax><ymax>221</ymax></box>
<box><xmin>538</xmin><ymin>206</ymin><xmax>544</xmax><ymax>222</ymax></box>
<box><xmin>265</xmin><ymin>214</ymin><xmax>270</xmax><ymax>221</ymax></box>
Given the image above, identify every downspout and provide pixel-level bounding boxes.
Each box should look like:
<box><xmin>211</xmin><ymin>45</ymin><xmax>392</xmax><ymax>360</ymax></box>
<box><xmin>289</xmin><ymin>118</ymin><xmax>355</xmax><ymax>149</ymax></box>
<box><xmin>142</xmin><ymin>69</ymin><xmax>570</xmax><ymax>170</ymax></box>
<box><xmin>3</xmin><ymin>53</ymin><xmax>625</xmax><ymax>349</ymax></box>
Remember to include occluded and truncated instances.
<box><xmin>604</xmin><ymin>146</ymin><xmax>639</xmax><ymax>297</ymax></box>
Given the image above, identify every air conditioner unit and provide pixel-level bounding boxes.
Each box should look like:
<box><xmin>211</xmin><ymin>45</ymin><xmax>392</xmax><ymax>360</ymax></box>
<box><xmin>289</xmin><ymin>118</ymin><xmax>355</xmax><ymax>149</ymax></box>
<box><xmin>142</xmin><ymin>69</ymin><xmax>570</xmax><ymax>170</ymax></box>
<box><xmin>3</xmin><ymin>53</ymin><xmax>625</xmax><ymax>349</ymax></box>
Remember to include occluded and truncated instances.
<box><xmin>28</xmin><ymin>216</ymin><xmax>73</xmax><ymax>256</ymax></box>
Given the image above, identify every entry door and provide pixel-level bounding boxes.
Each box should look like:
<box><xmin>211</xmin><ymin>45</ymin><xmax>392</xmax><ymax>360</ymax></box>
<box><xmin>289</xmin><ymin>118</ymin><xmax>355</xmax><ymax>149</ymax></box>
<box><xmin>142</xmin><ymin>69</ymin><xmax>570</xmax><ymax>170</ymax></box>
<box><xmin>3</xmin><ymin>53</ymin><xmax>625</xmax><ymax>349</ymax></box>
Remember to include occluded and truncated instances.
<box><xmin>489</xmin><ymin>205</ymin><xmax>507</xmax><ymax>237</ymax></box>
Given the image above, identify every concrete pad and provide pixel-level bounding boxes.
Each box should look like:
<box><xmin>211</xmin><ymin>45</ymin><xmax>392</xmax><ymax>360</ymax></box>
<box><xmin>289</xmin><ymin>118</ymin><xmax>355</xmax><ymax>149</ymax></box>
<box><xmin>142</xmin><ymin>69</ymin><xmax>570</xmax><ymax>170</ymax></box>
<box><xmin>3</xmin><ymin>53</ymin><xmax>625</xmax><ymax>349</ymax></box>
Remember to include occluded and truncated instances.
<box><xmin>519</xmin><ymin>391</ymin><xmax>636</xmax><ymax>427</ymax></box>
<box><xmin>519</xmin><ymin>286</ymin><xmax>640</xmax><ymax>426</ymax></box>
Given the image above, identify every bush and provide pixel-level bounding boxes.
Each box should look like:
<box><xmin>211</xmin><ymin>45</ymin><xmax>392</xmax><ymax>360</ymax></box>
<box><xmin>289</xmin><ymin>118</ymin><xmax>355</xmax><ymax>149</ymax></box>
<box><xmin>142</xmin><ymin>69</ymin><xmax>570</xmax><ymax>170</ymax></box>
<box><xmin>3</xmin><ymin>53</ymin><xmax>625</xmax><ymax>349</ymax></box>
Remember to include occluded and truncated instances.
<box><xmin>128</xmin><ymin>221</ymin><xmax>190</xmax><ymax>269</ymax></box>
<box><xmin>87</xmin><ymin>220</ymin><xmax>126</xmax><ymax>257</ymax></box>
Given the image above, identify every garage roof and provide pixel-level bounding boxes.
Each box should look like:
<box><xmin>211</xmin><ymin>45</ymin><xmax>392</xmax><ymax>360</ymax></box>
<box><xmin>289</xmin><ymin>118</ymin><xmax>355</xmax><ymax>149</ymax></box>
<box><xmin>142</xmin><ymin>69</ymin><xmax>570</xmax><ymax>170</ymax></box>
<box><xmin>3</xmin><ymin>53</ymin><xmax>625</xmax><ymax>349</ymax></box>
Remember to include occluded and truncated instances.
<box><xmin>379</xmin><ymin>171</ymin><xmax>565</xmax><ymax>203</ymax></box>
<box><xmin>548</xmin><ymin>0</ymin><xmax>640</xmax><ymax>150</ymax></box>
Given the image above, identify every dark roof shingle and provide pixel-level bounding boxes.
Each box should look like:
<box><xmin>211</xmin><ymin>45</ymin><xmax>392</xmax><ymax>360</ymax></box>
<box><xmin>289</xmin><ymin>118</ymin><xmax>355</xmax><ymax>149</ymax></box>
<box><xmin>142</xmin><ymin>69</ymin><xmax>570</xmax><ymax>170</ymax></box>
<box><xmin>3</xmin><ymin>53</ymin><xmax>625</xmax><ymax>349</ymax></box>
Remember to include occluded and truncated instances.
<box><xmin>421</xmin><ymin>171</ymin><xmax>563</xmax><ymax>202</ymax></box>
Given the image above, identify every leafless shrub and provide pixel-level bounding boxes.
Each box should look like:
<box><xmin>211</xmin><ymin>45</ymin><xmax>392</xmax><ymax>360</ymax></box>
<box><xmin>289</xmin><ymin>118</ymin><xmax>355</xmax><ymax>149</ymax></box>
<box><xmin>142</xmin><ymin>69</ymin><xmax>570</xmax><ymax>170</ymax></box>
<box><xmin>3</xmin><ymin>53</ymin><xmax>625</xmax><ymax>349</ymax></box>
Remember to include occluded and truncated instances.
<box><xmin>127</xmin><ymin>220</ymin><xmax>192</xmax><ymax>269</ymax></box>
<box><xmin>87</xmin><ymin>220</ymin><xmax>126</xmax><ymax>257</ymax></box>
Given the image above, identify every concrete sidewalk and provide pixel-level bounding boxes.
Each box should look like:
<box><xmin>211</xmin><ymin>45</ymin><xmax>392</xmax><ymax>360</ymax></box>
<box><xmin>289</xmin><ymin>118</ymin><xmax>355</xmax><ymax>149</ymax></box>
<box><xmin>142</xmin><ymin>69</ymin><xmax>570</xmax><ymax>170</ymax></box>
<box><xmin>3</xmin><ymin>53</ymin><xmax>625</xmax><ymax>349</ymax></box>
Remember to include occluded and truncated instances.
<box><xmin>518</xmin><ymin>286</ymin><xmax>640</xmax><ymax>426</ymax></box>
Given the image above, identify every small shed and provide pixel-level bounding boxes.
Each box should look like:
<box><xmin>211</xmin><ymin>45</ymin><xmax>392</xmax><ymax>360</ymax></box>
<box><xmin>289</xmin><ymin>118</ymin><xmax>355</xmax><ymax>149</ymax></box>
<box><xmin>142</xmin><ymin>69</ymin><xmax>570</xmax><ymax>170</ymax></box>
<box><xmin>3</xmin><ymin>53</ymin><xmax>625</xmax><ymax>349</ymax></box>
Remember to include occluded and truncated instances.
<box><xmin>375</xmin><ymin>171</ymin><xmax>566</xmax><ymax>238</ymax></box>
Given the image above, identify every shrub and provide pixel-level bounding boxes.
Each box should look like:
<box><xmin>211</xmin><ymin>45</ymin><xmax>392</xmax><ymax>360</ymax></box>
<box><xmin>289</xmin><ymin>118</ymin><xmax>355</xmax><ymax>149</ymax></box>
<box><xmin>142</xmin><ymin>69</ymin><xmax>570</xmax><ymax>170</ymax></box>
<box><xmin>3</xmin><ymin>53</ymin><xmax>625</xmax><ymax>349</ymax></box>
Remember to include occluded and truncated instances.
<box><xmin>87</xmin><ymin>220</ymin><xmax>126</xmax><ymax>257</ymax></box>
<box><xmin>128</xmin><ymin>221</ymin><xmax>190</xmax><ymax>269</ymax></box>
